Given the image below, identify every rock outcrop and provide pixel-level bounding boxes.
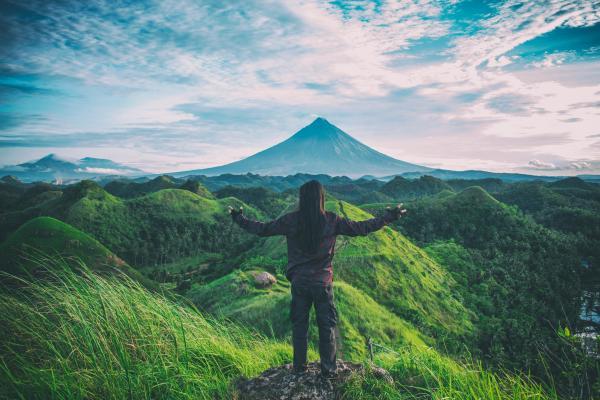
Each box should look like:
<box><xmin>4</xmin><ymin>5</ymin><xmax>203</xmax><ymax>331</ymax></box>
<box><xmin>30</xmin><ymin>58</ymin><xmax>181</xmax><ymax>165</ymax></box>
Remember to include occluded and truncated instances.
<box><xmin>234</xmin><ymin>361</ymin><xmax>392</xmax><ymax>400</ymax></box>
<box><xmin>252</xmin><ymin>271</ymin><xmax>277</xmax><ymax>288</ymax></box>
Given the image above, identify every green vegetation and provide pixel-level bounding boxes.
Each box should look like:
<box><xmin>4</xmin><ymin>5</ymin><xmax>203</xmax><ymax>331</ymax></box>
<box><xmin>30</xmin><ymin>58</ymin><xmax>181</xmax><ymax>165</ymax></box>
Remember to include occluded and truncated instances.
<box><xmin>342</xmin><ymin>347</ymin><xmax>557</xmax><ymax>400</ymax></box>
<box><xmin>0</xmin><ymin>260</ymin><xmax>562</xmax><ymax>400</ymax></box>
<box><xmin>0</xmin><ymin>261</ymin><xmax>291</xmax><ymax>399</ymax></box>
<box><xmin>242</xmin><ymin>200</ymin><xmax>474</xmax><ymax>345</ymax></box>
<box><xmin>0</xmin><ymin>181</ymin><xmax>265</xmax><ymax>268</ymax></box>
<box><xmin>1</xmin><ymin>174</ymin><xmax>598</xmax><ymax>398</ymax></box>
<box><xmin>324</xmin><ymin>180</ymin><xmax>392</xmax><ymax>204</ymax></box>
<box><xmin>0</xmin><ymin>216</ymin><xmax>154</xmax><ymax>288</ymax></box>
<box><xmin>380</xmin><ymin>175</ymin><xmax>453</xmax><ymax>200</ymax></box>
<box><xmin>363</xmin><ymin>187</ymin><xmax>589</xmax><ymax>392</ymax></box>
<box><xmin>0</xmin><ymin>216</ymin><xmax>118</xmax><ymax>273</ymax></box>
<box><xmin>214</xmin><ymin>186</ymin><xmax>294</xmax><ymax>218</ymax></box>
<box><xmin>495</xmin><ymin>179</ymin><xmax>600</xmax><ymax>289</ymax></box>
<box><xmin>103</xmin><ymin>175</ymin><xmax>216</xmax><ymax>200</ymax></box>
<box><xmin>103</xmin><ymin>175</ymin><xmax>178</xmax><ymax>198</ymax></box>
<box><xmin>187</xmin><ymin>269</ymin><xmax>429</xmax><ymax>359</ymax></box>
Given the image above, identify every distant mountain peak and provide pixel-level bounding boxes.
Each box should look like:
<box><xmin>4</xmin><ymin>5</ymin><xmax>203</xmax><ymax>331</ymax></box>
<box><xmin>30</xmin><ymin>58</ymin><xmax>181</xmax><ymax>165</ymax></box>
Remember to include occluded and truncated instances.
<box><xmin>1</xmin><ymin>153</ymin><xmax>144</xmax><ymax>183</ymax></box>
<box><xmin>310</xmin><ymin>116</ymin><xmax>332</xmax><ymax>126</ymax></box>
<box><xmin>36</xmin><ymin>153</ymin><xmax>74</xmax><ymax>163</ymax></box>
<box><xmin>291</xmin><ymin>117</ymin><xmax>343</xmax><ymax>140</ymax></box>
<box><xmin>173</xmin><ymin>118</ymin><xmax>432</xmax><ymax>178</ymax></box>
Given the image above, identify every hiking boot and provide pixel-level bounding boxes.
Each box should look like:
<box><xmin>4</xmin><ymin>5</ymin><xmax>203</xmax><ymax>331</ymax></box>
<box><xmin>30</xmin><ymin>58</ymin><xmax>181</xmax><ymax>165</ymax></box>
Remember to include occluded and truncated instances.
<box><xmin>292</xmin><ymin>366</ymin><xmax>307</xmax><ymax>375</ymax></box>
<box><xmin>320</xmin><ymin>370</ymin><xmax>337</xmax><ymax>381</ymax></box>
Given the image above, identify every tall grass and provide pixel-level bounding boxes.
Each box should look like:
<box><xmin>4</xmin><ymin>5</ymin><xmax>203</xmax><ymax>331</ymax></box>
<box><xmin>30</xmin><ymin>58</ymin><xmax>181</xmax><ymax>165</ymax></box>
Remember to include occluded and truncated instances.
<box><xmin>342</xmin><ymin>349</ymin><xmax>559</xmax><ymax>400</ymax></box>
<box><xmin>0</xmin><ymin>257</ymin><xmax>560</xmax><ymax>400</ymax></box>
<box><xmin>0</xmin><ymin>259</ymin><xmax>291</xmax><ymax>399</ymax></box>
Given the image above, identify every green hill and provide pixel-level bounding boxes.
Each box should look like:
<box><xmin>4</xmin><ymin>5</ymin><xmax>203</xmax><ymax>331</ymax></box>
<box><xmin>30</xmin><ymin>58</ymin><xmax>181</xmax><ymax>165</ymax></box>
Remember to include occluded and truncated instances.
<box><xmin>0</xmin><ymin>259</ymin><xmax>558</xmax><ymax>399</ymax></box>
<box><xmin>103</xmin><ymin>175</ymin><xmax>181</xmax><ymax>198</ymax></box>
<box><xmin>366</xmin><ymin>187</ymin><xmax>583</xmax><ymax>374</ymax></box>
<box><xmin>0</xmin><ymin>181</ymin><xmax>265</xmax><ymax>269</ymax></box>
<box><xmin>187</xmin><ymin>269</ymin><xmax>429</xmax><ymax>359</ymax></box>
<box><xmin>103</xmin><ymin>175</ymin><xmax>217</xmax><ymax>200</ymax></box>
<box><xmin>324</xmin><ymin>180</ymin><xmax>391</xmax><ymax>204</ymax></box>
<box><xmin>0</xmin><ymin>216</ymin><xmax>153</xmax><ymax>287</ymax></box>
<box><xmin>238</xmin><ymin>200</ymin><xmax>473</xmax><ymax>343</ymax></box>
<box><xmin>495</xmin><ymin>181</ymin><xmax>600</xmax><ymax>236</ymax></box>
<box><xmin>446</xmin><ymin>178</ymin><xmax>504</xmax><ymax>193</ymax></box>
<box><xmin>549</xmin><ymin>176</ymin><xmax>596</xmax><ymax>191</ymax></box>
<box><xmin>180</xmin><ymin>179</ymin><xmax>215</xmax><ymax>199</ymax></box>
<box><xmin>0</xmin><ymin>216</ymin><xmax>120</xmax><ymax>272</ymax></box>
<box><xmin>380</xmin><ymin>175</ymin><xmax>454</xmax><ymax>200</ymax></box>
<box><xmin>495</xmin><ymin>181</ymin><xmax>600</xmax><ymax>318</ymax></box>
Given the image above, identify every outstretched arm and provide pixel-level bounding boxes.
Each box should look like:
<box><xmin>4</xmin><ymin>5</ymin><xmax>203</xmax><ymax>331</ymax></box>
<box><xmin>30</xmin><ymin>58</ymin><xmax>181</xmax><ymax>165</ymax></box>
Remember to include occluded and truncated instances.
<box><xmin>335</xmin><ymin>204</ymin><xmax>406</xmax><ymax>237</ymax></box>
<box><xmin>228</xmin><ymin>206</ymin><xmax>289</xmax><ymax>237</ymax></box>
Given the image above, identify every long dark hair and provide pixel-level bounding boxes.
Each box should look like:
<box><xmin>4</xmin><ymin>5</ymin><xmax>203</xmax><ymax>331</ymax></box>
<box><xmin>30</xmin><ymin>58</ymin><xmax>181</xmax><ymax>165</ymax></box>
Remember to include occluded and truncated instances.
<box><xmin>297</xmin><ymin>180</ymin><xmax>326</xmax><ymax>254</ymax></box>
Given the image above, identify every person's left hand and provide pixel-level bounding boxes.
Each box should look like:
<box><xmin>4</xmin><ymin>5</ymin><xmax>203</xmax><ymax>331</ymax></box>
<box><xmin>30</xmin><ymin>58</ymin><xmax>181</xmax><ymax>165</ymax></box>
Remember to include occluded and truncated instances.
<box><xmin>228</xmin><ymin>205</ymin><xmax>243</xmax><ymax>218</ymax></box>
<box><xmin>386</xmin><ymin>203</ymin><xmax>407</xmax><ymax>220</ymax></box>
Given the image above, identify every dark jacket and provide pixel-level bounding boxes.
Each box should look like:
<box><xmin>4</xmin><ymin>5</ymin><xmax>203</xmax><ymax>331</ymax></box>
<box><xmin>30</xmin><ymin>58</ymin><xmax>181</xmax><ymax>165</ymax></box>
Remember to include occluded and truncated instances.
<box><xmin>233</xmin><ymin>210</ymin><xmax>394</xmax><ymax>285</ymax></box>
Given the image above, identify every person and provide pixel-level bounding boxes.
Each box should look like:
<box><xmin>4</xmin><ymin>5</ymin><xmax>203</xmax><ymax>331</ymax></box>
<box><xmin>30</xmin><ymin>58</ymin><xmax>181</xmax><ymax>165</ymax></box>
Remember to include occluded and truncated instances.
<box><xmin>228</xmin><ymin>180</ymin><xmax>406</xmax><ymax>378</ymax></box>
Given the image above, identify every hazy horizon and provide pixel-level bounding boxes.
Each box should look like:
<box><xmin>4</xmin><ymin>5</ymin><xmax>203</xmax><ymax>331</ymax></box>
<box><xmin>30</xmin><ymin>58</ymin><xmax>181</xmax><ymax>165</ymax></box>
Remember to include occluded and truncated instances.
<box><xmin>1</xmin><ymin>0</ymin><xmax>600</xmax><ymax>175</ymax></box>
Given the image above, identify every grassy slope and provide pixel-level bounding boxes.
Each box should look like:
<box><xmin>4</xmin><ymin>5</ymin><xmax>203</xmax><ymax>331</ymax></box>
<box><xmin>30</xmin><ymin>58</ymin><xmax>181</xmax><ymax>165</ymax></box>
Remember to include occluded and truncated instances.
<box><xmin>0</xmin><ymin>262</ymin><xmax>557</xmax><ymax>400</ymax></box>
<box><xmin>187</xmin><ymin>269</ymin><xmax>428</xmax><ymax>359</ymax></box>
<box><xmin>244</xmin><ymin>199</ymin><xmax>473</xmax><ymax>341</ymax></box>
<box><xmin>363</xmin><ymin>187</ymin><xmax>586</xmax><ymax>378</ymax></box>
<box><xmin>0</xmin><ymin>263</ymin><xmax>291</xmax><ymax>400</ymax></box>
<box><xmin>0</xmin><ymin>216</ymin><xmax>155</xmax><ymax>288</ymax></box>
<box><xmin>0</xmin><ymin>216</ymin><xmax>116</xmax><ymax>272</ymax></box>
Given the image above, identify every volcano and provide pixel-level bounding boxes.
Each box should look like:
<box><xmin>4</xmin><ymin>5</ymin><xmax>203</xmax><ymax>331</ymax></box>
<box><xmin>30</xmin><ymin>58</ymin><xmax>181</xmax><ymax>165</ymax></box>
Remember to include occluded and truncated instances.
<box><xmin>176</xmin><ymin>118</ymin><xmax>431</xmax><ymax>177</ymax></box>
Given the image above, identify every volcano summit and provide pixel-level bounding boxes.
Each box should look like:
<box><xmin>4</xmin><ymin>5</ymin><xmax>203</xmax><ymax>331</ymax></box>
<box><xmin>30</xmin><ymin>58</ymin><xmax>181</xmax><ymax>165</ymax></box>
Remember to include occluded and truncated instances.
<box><xmin>175</xmin><ymin>118</ymin><xmax>431</xmax><ymax>178</ymax></box>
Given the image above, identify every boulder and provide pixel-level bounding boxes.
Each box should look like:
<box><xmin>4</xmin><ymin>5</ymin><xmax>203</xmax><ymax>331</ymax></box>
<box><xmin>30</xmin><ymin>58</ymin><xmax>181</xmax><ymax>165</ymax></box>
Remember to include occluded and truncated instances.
<box><xmin>252</xmin><ymin>271</ymin><xmax>277</xmax><ymax>288</ymax></box>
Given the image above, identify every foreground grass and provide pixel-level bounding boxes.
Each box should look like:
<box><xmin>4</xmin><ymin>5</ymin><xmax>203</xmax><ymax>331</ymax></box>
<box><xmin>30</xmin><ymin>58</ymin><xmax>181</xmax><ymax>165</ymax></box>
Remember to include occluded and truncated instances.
<box><xmin>0</xmin><ymin>261</ymin><xmax>291</xmax><ymax>399</ymax></box>
<box><xmin>343</xmin><ymin>350</ymin><xmax>558</xmax><ymax>400</ymax></box>
<box><xmin>0</xmin><ymin>259</ymin><xmax>558</xmax><ymax>399</ymax></box>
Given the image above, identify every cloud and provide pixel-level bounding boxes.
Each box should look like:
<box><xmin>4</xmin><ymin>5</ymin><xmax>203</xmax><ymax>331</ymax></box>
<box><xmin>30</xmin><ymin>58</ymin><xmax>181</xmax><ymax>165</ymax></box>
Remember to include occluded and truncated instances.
<box><xmin>488</xmin><ymin>55</ymin><xmax>518</xmax><ymax>68</ymax></box>
<box><xmin>0</xmin><ymin>82</ymin><xmax>61</xmax><ymax>96</ymax></box>
<box><xmin>486</xmin><ymin>93</ymin><xmax>535</xmax><ymax>116</ymax></box>
<box><xmin>74</xmin><ymin>167</ymin><xmax>140</xmax><ymax>175</ymax></box>
<box><xmin>569</xmin><ymin>161</ymin><xmax>592</xmax><ymax>170</ymax></box>
<box><xmin>570</xmin><ymin>100</ymin><xmax>600</xmax><ymax>109</ymax></box>
<box><xmin>524</xmin><ymin>158</ymin><xmax>600</xmax><ymax>173</ymax></box>
<box><xmin>0</xmin><ymin>112</ymin><xmax>47</xmax><ymax>131</ymax></box>
<box><xmin>530</xmin><ymin>52</ymin><xmax>574</xmax><ymax>68</ymax></box>
<box><xmin>0</xmin><ymin>0</ymin><xmax>599</xmax><ymax>174</ymax></box>
<box><xmin>528</xmin><ymin>159</ymin><xmax>557</xmax><ymax>170</ymax></box>
<box><xmin>449</xmin><ymin>1</ymin><xmax>600</xmax><ymax>70</ymax></box>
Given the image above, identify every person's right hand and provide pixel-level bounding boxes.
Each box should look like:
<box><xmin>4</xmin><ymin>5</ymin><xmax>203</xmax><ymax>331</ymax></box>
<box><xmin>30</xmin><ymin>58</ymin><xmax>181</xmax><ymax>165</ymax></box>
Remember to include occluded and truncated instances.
<box><xmin>386</xmin><ymin>203</ymin><xmax>407</xmax><ymax>220</ymax></box>
<box><xmin>228</xmin><ymin>205</ymin><xmax>243</xmax><ymax>219</ymax></box>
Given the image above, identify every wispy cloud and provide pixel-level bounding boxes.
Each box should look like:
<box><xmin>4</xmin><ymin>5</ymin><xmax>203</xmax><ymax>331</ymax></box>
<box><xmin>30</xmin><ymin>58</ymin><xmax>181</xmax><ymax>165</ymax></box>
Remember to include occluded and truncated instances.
<box><xmin>0</xmin><ymin>0</ymin><xmax>599</xmax><ymax>174</ymax></box>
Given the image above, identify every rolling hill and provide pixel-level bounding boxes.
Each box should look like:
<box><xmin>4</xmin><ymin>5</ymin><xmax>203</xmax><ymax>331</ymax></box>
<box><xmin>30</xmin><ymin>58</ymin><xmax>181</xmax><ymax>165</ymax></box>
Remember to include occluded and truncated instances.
<box><xmin>234</xmin><ymin>199</ymin><xmax>474</xmax><ymax>342</ymax></box>
<box><xmin>187</xmin><ymin>269</ymin><xmax>429</xmax><ymax>359</ymax></box>
<box><xmin>0</xmin><ymin>181</ymin><xmax>269</xmax><ymax>268</ymax></box>
<box><xmin>0</xmin><ymin>261</ymin><xmax>555</xmax><ymax>399</ymax></box>
<box><xmin>380</xmin><ymin>175</ymin><xmax>453</xmax><ymax>200</ymax></box>
<box><xmin>0</xmin><ymin>216</ymin><xmax>153</xmax><ymax>287</ymax></box>
<box><xmin>364</xmin><ymin>186</ymin><xmax>583</xmax><ymax>371</ymax></box>
<box><xmin>1</xmin><ymin>171</ymin><xmax>597</xmax><ymax>397</ymax></box>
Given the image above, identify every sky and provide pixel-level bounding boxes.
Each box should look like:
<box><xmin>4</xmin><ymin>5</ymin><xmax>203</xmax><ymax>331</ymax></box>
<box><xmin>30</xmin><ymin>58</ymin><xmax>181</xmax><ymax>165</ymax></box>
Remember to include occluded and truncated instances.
<box><xmin>1</xmin><ymin>0</ymin><xmax>600</xmax><ymax>175</ymax></box>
